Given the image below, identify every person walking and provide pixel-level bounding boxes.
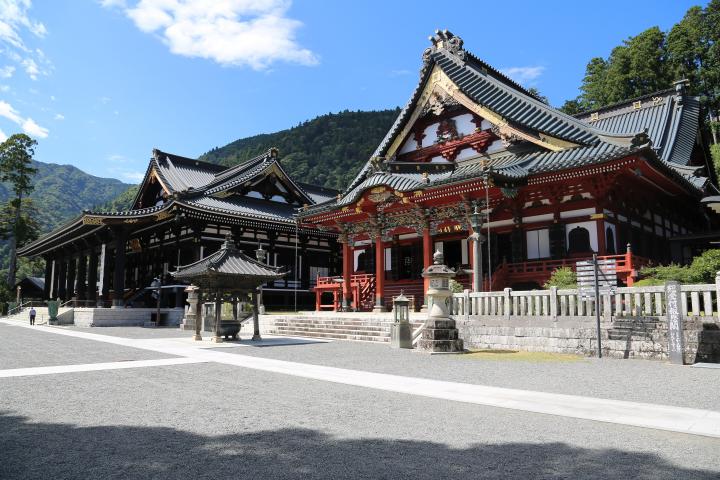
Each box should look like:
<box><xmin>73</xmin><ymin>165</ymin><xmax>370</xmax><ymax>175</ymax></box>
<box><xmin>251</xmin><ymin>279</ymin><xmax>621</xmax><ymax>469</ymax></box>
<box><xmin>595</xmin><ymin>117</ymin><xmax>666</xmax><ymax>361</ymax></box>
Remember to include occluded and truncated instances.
<box><xmin>29</xmin><ymin>307</ymin><xmax>36</xmax><ymax>326</ymax></box>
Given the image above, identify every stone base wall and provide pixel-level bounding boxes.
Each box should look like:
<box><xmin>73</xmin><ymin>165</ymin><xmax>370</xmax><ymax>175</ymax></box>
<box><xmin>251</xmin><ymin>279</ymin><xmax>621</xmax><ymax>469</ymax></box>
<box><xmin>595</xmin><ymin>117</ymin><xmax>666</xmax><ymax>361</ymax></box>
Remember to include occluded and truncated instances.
<box><xmin>73</xmin><ymin>308</ymin><xmax>184</xmax><ymax>328</ymax></box>
<box><xmin>457</xmin><ymin>316</ymin><xmax>720</xmax><ymax>363</ymax></box>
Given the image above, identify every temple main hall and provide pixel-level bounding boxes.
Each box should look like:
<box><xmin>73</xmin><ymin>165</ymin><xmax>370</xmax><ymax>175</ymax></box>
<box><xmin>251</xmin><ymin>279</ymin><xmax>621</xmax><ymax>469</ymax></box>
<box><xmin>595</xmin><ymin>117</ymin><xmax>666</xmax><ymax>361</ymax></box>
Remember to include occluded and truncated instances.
<box><xmin>18</xmin><ymin>148</ymin><xmax>339</xmax><ymax>310</ymax></box>
<box><xmin>299</xmin><ymin>30</ymin><xmax>715</xmax><ymax>312</ymax></box>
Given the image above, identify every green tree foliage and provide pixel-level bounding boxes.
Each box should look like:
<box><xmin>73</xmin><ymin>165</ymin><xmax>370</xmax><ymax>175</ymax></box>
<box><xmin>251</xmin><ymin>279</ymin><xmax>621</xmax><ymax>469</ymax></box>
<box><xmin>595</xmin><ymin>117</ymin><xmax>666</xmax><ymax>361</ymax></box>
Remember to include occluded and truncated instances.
<box><xmin>574</xmin><ymin>27</ymin><xmax>672</xmax><ymax>111</ymax></box>
<box><xmin>544</xmin><ymin>267</ymin><xmax>577</xmax><ymax>289</ymax></box>
<box><xmin>638</xmin><ymin>249</ymin><xmax>720</xmax><ymax>285</ymax></box>
<box><xmin>200</xmin><ymin>109</ymin><xmax>400</xmax><ymax>190</ymax></box>
<box><xmin>0</xmin><ymin>158</ymin><xmax>131</xmax><ymax>284</ymax></box>
<box><xmin>711</xmin><ymin>143</ymin><xmax>720</xmax><ymax>180</ymax></box>
<box><xmin>99</xmin><ymin>184</ymin><xmax>139</xmax><ymax>212</ymax></box>
<box><xmin>0</xmin><ymin>134</ymin><xmax>37</xmax><ymax>286</ymax></box>
<box><xmin>561</xmin><ymin>1</ymin><xmax>720</xmax><ymax>126</ymax></box>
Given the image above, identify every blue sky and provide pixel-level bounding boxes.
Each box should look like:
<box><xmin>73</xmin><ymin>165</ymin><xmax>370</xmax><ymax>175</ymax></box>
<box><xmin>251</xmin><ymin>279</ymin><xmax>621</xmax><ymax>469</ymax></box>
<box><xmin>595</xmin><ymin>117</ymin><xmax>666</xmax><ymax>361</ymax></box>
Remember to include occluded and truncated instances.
<box><xmin>0</xmin><ymin>0</ymin><xmax>702</xmax><ymax>184</ymax></box>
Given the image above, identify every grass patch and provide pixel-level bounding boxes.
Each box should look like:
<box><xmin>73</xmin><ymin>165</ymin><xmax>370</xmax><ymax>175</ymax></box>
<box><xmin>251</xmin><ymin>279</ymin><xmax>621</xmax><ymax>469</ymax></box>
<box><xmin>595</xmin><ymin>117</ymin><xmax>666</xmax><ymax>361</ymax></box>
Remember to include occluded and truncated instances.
<box><xmin>464</xmin><ymin>349</ymin><xmax>584</xmax><ymax>362</ymax></box>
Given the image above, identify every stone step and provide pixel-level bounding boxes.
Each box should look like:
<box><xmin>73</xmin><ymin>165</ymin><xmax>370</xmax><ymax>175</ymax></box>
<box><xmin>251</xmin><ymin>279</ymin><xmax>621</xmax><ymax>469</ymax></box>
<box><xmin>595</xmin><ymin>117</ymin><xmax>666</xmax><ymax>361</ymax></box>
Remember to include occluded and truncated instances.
<box><xmin>271</xmin><ymin>326</ymin><xmax>389</xmax><ymax>337</ymax></box>
<box><xmin>266</xmin><ymin>329</ymin><xmax>390</xmax><ymax>343</ymax></box>
<box><xmin>269</xmin><ymin>321</ymin><xmax>391</xmax><ymax>331</ymax></box>
<box><xmin>274</xmin><ymin>325</ymin><xmax>390</xmax><ymax>335</ymax></box>
<box><xmin>269</xmin><ymin>320</ymin><xmax>424</xmax><ymax>328</ymax></box>
<box><xmin>267</xmin><ymin>318</ymin><xmax>422</xmax><ymax>326</ymax></box>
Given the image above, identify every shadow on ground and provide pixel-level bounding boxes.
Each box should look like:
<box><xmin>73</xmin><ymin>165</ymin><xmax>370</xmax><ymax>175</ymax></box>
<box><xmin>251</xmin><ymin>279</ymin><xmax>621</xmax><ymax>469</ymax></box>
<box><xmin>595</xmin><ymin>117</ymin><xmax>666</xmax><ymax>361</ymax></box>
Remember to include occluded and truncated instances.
<box><xmin>0</xmin><ymin>411</ymin><xmax>715</xmax><ymax>479</ymax></box>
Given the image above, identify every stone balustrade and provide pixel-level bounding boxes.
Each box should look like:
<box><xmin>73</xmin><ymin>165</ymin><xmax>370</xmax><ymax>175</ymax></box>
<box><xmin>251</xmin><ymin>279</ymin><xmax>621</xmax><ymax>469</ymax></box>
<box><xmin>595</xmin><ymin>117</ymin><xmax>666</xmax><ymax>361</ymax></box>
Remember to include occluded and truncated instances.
<box><xmin>451</xmin><ymin>274</ymin><xmax>720</xmax><ymax>322</ymax></box>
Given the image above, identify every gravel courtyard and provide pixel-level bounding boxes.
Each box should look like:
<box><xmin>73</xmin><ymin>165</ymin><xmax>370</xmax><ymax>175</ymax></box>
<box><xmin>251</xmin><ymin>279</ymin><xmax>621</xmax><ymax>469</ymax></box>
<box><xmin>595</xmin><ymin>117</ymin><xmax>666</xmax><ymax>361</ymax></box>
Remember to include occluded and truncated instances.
<box><xmin>1</xmin><ymin>322</ymin><xmax>719</xmax><ymax>479</ymax></box>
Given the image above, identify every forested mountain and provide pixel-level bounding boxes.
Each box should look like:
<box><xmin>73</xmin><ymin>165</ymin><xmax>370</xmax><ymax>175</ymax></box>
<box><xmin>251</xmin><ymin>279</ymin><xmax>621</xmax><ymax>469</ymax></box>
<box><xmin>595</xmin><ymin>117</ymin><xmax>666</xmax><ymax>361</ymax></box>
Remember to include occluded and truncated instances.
<box><xmin>0</xmin><ymin>161</ymin><xmax>131</xmax><ymax>275</ymax></box>
<box><xmin>200</xmin><ymin>109</ymin><xmax>400</xmax><ymax>190</ymax></box>
<box><xmin>0</xmin><ymin>161</ymin><xmax>131</xmax><ymax>232</ymax></box>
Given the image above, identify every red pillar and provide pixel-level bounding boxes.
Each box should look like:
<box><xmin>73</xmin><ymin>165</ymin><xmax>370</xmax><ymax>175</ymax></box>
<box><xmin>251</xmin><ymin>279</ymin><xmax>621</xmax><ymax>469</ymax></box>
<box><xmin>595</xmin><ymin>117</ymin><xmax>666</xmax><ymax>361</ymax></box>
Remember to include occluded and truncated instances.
<box><xmin>373</xmin><ymin>236</ymin><xmax>385</xmax><ymax>311</ymax></box>
<box><xmin>342</xmin><ymin>240</ymin><xmax>352</xmax><ymax>310</ymax></box>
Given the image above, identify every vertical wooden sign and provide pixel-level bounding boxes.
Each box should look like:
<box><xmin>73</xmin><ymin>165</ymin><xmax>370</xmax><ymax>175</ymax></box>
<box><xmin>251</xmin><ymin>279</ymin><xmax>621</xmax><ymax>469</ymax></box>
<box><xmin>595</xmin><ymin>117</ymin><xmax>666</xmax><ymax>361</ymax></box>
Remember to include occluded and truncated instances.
<box><xmin>664</xmin><ymin>281</ymin><xmax>684</xmax><ymax>365</ymax></box>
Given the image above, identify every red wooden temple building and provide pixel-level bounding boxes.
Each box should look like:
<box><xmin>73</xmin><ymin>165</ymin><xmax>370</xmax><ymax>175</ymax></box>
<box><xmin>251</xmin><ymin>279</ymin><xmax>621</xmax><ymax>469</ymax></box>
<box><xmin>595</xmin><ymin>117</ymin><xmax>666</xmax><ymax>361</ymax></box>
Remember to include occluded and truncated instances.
<box><xmin>299</xmin><ymin>30</ymin><xmax>715</xmax><ymax>312</ymax></box>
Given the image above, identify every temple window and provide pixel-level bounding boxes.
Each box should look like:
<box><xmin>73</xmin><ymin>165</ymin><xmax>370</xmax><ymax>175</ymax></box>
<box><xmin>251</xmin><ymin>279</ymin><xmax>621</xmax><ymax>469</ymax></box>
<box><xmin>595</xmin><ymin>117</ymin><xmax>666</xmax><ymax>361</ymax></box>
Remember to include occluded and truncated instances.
<box><xmin>606</xmin><ymin>226</ymin><xmax>616</xmax><ymax>254</ymax></box>
<box><xmin>526</xmin><ymin>229</ymin><xmax>550</xmax><ymax>259</ymax></box>
<box><xmin>567</xmin><ymin>226</ymin><xmax>592</xmax><ymax>254</ymax></box>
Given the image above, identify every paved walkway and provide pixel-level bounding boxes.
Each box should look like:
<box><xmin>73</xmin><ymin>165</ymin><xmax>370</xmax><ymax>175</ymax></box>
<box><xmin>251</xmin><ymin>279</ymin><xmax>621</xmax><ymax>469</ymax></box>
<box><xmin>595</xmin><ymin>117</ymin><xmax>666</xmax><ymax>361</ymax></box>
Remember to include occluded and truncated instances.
<box><xmin>2</xmin><ymin>318</ymin><xmax>719</xmax><ymax>439</ymax></box>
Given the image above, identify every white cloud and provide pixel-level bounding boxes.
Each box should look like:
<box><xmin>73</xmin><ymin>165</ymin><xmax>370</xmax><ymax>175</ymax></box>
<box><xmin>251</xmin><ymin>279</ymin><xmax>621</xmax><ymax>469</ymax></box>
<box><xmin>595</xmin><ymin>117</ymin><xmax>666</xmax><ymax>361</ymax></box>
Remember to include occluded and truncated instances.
<box><xmin>389</xmin><ymin>69</ymin><xmax>412</xmax><ymax>77</ymax></box>
<box><xmin>0</xmin><ymin>100</ymin><xmax>22</xmax><ymax>123</ymax></box>
<box><xmin>21</xmin><ymin>117</ymin><xmax>47</xmax><ymax>138</ymax></box>
<box><xmin>22</xmin><ymin>57</ymin><xmax>38</xmax><ymax>79</ymax></box>
<box><xmin>500</xmin><ymin>66</ymin><xmax>545</xmax><ymax>85</ymax></box>
<box><xmin>108</xmin><ymin>154</ymin><xmax>126</xmax><ymax>162</ymax></box>
<box><xmin>120</xmin><ymin>171</ymin><xmax>144</xmax><ymax>182</ymax></box>
<box><xmin>0</xmin><ymin>1</ymin><xmax>51</xmax><ymax>80</ymax></box>
<box><xmin>0</xmin><ymin>65</ymin><xmax>14</xmax><ymax>78</ymax></box>
<box><xmin>0</xmin><ymin>85</ymin><xmax>9</xmax><ymax>92</ymax></box>
<box><xmin>0</xmin><ymin>127</ymin><xmax>6</xmax><ymax>142</ymax></box>
<box><xmin>103</xmin><ymin>0</ymin><xmax>318</xmax><ymax>70</ymax></box>
<box><xmin>53</xmin><ymin>113</ymin><xmax>64</xmax><ymax>120</ymax></box>
<box><xmin>99</xmin><ymin>0</ymin><xmax>127</xmax><ymax>7</ymax></box>
<box><xmin>0</xmin><ymin>99</ymin><xmax>48</xmax><ymax>138</ymax></box>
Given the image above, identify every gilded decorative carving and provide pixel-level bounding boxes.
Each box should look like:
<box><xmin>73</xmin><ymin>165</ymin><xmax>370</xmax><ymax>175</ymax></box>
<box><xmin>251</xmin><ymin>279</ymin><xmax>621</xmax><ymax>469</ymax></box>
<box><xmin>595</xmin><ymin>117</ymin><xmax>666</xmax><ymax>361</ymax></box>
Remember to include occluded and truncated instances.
<box><xmin>123</xmin><ymin>218</ymin><xmax>140</xmax><ymax>224</ymax></box>
<box><xmin>155</xmin><ymin>210</ymin><xmax>173</xmax><ymax>221</ymax></box>
<box><xmin>429</xmin><ymin>205</ymin><xmax>469</xmax><ymax>234</ymax></box>
<box><xmin>368</xmin><ymin>190</ymin><xmax>394</xmax><ymax>204</ymax></box>
<box><xmin>82</xmin><ymin>216</ymin><xmax>105</xmax><ymax>226</ymax></box>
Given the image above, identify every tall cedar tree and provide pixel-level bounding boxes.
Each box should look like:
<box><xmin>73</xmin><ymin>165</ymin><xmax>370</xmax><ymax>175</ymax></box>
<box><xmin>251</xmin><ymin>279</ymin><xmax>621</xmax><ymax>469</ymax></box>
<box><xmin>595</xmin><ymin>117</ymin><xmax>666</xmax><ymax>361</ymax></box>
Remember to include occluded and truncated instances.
<box><xmin>0</xmin><ymin>134</ymin><xmax>38</xmax><ymax>286</ymax></box>
<box><xmin>560</xmin><ymin>0</ymin><xmax>720</xmax><ymax>136</ymax></box>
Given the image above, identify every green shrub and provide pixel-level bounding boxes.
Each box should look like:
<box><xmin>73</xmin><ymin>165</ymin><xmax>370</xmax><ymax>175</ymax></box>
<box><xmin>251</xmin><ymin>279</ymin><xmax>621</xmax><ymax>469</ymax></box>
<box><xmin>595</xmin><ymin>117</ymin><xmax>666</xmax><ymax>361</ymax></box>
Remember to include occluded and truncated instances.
<box><xmin>638</xmin><ymin>249</ymin><xmax>720</xmax><ymax>284</ymax></box>
<box><xmin>638</xmin><ymin>263</ymin><xmax>693</xmax><ymax>284</ymax></box>
<box><xmin>688</xmin><ymin>249</ymin><xmax>720</xmax><ymax>283</ymax></box>
<box><xmin>449</xmin><ymin>278</ymin><xmax>465</xmax><ymax>293</ymax></box>
<box><xmin>711</xmin><ymin>143</ymin><xmax>720</xmax><ymax>181</ymax></box>
<box><xmin>544</xmin><ymin>267</ymin><xmax>577</xmax><ymax>289</ymax></box>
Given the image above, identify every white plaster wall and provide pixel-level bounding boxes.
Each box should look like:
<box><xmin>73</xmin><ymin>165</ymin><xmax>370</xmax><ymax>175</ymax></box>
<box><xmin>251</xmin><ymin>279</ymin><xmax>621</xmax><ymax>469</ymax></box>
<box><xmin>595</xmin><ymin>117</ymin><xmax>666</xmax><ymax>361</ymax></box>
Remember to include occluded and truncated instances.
<box><xmin>485</xmin><ymin>140</ymin><xmax>505</xmax><ymax>154</ymax></box>
<box><xmin>453</xmin><ymin>113</ymin><xmax>476</xmax><ymax>136</ymax></box>
<box><xmin>423</xmin><ymin>122</ymin><xmax>439</xmax><ymax>145</ymax></box>
<box><xmin>455</xmin><ymin>147</ymin><xmax>477</xmax><ymax>161</ymax></box>
<box><xmin>430</xmin><ymin>155</ymin><xmax>451</xmax><ymax>163</ymax></box>
<box><xmin>560</xmin><ymin>208</ymin><xmax>595</xmax><ymax>219</ymax></box>
<box><xmin>522</xmin><ymin>213</ymin><xmax>553</xmax><ymax>224</ymax></box>
<box><xmin>399</xmin><ymin>136</ymin><xmax>416</xmax><ymax>154</ymax></box>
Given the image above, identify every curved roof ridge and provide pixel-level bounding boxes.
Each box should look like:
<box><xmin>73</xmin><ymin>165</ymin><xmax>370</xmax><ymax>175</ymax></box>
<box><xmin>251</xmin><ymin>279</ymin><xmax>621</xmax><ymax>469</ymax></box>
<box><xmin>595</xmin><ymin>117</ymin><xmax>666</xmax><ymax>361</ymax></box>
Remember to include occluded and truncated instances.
<box><xmin>574</xmin><ymin>87</ymin><xmax>678</xmax><ymax>118</ymax></box>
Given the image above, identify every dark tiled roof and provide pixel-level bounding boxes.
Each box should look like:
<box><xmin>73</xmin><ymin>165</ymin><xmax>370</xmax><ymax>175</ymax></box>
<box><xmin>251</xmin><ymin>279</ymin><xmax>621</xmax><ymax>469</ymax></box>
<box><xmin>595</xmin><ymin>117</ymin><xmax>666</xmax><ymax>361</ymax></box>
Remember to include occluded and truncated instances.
<box><xmin>172</xmin><ymin>238</ymin><xmax>285</xmax><ymax>280</ymax></box>
<box><xmin>181</xmin><ymin>196</ymin><xmax>297</xmax><ymax>224</ymax></box>
<box><xmin>575</xmin><ymin>86</ymin><xmax>700</xmax><ymax>166</ymax></box>
<box><xmin>318</xmin><ymin>31</ymin><xmax>707</xmax><ymax>218</ymax></box>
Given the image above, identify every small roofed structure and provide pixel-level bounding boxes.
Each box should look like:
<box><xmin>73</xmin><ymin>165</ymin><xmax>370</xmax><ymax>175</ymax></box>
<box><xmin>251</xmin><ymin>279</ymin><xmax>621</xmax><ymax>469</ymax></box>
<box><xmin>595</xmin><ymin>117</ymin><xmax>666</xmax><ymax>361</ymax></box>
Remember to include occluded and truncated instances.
<box><xmin>14</xmin><ymin>277</ymin><xmax>45</xmax><ymax>302</ymax></box>
<box><xmin>172</xmin><ymin>236</ymin><xmax>286</xmax><ymax>343</ymax></box>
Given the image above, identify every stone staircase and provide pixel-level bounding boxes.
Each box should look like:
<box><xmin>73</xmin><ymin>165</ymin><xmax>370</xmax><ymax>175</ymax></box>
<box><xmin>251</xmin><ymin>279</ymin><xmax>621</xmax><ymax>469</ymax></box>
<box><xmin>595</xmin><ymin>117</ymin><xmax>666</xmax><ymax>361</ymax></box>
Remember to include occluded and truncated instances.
<box><xmin>264</xmin><ymin>314</ymin><xmax>424</xmax><ymax>343</ymax></box>
<box><xmin>608</xmin><ymin>317</ymin><xmax>660</xmax><ymax>341</ymax></box>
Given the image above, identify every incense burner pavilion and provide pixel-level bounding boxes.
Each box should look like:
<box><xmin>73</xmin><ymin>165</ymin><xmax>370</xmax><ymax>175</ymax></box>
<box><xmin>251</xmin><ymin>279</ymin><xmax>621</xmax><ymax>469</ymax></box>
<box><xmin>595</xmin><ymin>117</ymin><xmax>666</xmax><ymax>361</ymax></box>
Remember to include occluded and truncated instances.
<box><xmin>299</xmin><ymin>31</ymin><xmax>714</xmax><ymax>312</ymax></box>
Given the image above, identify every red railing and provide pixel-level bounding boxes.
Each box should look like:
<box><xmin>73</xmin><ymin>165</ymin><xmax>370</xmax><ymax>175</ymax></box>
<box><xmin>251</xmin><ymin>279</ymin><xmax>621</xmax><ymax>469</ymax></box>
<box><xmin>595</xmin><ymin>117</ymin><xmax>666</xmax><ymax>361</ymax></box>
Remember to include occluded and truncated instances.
<box><xmin>501</xmin><ymin>246</ymin><xmax>650</xmax><ymax>287</ymax></box>
<box><xmin>313</xmin><ymin>274</ymin><xmax>376</xmax><ymax>311</ymax></box>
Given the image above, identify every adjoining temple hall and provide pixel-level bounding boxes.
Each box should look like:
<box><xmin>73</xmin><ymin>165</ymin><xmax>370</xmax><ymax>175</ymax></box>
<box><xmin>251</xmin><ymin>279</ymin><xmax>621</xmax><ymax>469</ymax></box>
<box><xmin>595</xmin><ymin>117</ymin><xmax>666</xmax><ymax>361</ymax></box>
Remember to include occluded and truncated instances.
<box><xmin>6</xmin><ymin>31</ymin><xmax>720</xmax><ymax>363</ymax></box>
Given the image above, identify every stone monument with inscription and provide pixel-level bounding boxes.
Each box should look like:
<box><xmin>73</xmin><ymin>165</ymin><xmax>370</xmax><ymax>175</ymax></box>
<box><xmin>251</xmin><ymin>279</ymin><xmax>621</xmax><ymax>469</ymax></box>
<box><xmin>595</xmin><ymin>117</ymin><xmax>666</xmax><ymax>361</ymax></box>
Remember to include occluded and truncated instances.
<box><xmin>665</xmin><ymin>280</ymin><xmax>685</xmax><ymax>365</ymax></box>
<box><xmin>417</xmin><ymin>250</ymin><xmax>464</xmax><ymax>353</ymax></box>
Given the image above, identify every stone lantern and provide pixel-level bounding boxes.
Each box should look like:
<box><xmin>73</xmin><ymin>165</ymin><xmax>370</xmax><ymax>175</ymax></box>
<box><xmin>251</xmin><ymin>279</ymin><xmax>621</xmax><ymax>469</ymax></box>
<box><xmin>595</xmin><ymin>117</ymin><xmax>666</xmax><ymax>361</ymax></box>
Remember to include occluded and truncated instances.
<box><xmin>180</xmin><ymin>285</ymin><xmax>200</xmax><ymax>334</ymax></box>
<box><xmin>417</xmin><ymin>250</ymin><xmax>464</xmax><ymax>353</ymax></box>
<box><xmin>390</xmin><ymin>291</ymin><xmax>412</xmax><ymax>349</ymax></box>
<box><xmin>255</xmin><ymin>243</ymin><xmax>267</xmax><ymax>314</ymax></box>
